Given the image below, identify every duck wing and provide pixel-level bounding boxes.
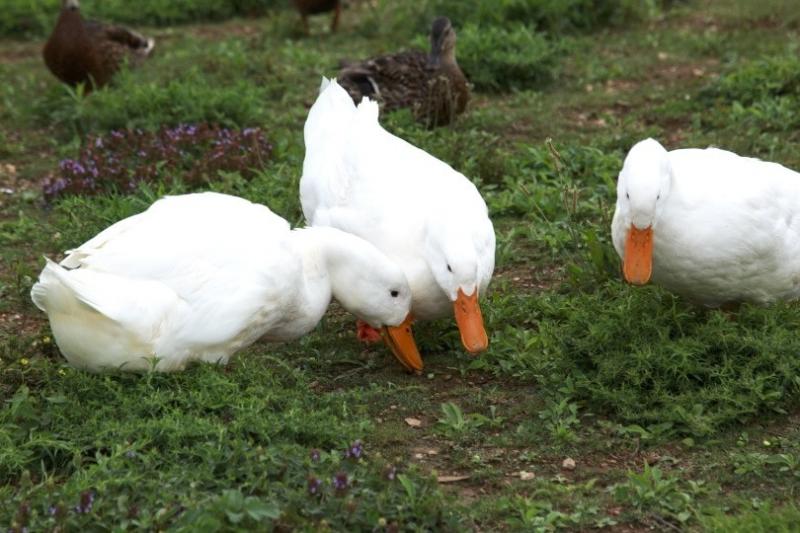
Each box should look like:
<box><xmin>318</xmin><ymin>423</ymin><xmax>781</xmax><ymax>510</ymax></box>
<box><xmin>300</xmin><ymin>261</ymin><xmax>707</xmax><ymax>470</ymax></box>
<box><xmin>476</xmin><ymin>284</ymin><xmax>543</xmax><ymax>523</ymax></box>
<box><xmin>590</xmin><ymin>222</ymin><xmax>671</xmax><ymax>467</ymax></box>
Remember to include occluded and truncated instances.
<box><xmin>339</xmin><ymin>50</ymin><xmax>431</xmax><ymax>112</ymax></box>
<box><xmin>84</xmin><ymin>19</ymin><xmax>155</xmax><ymax>56</ymax></box>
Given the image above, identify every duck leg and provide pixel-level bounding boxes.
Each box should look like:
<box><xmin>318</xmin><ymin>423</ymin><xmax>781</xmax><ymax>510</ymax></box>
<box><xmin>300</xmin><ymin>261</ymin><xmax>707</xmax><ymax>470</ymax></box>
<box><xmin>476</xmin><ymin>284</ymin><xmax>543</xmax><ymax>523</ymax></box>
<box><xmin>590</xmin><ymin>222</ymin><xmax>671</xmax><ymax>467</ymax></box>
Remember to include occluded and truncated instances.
<box><xmin>330</xmin><ymin>2</ymin><xmax>341</xmax><ymax>32</ymax></box>
<box><xmin>356</xmin><ymin>319</ymin><xmax>382</xmax><ymax>343</ymax></box>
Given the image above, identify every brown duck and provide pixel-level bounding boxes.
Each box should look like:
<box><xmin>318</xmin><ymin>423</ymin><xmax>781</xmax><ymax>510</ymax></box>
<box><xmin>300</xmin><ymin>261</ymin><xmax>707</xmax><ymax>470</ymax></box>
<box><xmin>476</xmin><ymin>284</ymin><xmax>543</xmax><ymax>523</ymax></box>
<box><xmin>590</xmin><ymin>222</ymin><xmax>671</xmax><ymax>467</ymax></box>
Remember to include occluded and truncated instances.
<box><xmin>338</xmin><ymin>17</ymin><xmax>468</xmax><ymax>128</ymax></box>
<box><xmin>43</xmin><ymin>0</ymin><xmax>155</xmax><ymax>91</ymax></box>
<box><xmin>292</xmin><ymin>0</ymin><xmax>341</xmax><ymax>34</ymax></box>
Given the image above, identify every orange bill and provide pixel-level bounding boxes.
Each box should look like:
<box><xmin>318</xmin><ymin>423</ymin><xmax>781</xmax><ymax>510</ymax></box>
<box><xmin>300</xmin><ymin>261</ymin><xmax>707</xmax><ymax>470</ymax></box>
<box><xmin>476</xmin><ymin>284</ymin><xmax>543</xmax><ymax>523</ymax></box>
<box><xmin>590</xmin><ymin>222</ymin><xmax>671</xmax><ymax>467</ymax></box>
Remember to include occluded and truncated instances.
<box><xmin>453</xmin><ymin>288</ymin><xmax>488</xmax><ymax>354</ymax></box>
<box><xmin>623</xmin><ymin>224</ymin><xmax>653</xmax><ymax>285</ymax></box>
<box><xmin>382</xmin><ymin>313</ymin><xmax>423</xmax><ymax>374</ymax></box>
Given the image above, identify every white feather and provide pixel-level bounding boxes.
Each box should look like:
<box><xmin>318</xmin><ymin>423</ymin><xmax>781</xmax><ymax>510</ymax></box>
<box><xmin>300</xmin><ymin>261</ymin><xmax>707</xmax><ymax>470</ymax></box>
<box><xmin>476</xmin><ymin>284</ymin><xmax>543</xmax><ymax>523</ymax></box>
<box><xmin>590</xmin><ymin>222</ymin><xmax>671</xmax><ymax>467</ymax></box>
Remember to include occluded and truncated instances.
<box><xmin>300</xmin><ymin>78</ymin><xmax>495</xmax><ymax>324</ymax></box>
<box><xmin>612</xmin><ymin>139</ymin><xmax>800</xmax><ymax>306</ymax></box>
<box><xmin>31</xmin><ymin>192</ymin><xmax>412</xmax><ymax>372</ymax></box>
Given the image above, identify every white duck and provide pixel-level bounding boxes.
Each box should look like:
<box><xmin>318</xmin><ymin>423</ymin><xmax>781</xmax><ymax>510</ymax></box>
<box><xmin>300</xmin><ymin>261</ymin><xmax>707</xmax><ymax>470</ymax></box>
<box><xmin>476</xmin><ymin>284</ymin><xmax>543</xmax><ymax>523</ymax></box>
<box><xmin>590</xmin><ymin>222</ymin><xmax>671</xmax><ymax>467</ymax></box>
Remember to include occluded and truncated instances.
<box><xmin>612</xmin><ymin>138</ymin><xmax>800</xmax><ymax>306</ymax></box>
<box><xmin>300</xmin><ymin>78</ymin><xmax>495</xmax><ymax>365</ymax></box>
<box><xmin>30</xmin><ymin>192</ymin><xmax>421</xmax><ymax>372</ymax></box>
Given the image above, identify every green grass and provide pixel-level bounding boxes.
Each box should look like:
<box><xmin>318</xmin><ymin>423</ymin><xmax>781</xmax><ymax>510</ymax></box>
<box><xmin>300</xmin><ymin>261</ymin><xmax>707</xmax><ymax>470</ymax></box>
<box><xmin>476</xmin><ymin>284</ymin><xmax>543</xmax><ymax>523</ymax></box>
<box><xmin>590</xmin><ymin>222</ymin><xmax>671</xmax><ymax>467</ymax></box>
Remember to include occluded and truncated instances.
<box><xmin>0</xmin><ymin>0</ymin><xmax>285</xmax><ymax>38</ymax></box>
<box><xmin>4</xmin><ymin>0</ymin><xmax>800</xmax><ymax>530</ymax></box>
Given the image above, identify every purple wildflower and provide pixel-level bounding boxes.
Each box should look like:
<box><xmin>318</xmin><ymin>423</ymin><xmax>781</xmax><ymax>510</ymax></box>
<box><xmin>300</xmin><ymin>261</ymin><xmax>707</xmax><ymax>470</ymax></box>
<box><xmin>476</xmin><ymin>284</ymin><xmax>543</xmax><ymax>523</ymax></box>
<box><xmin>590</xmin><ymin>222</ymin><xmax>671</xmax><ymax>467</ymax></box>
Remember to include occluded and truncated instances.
<box><xmin>307</xmin><ymin>475</ymin><xmax>322</xmax><ymax>496</ymax></box>
<box><xmin>42</xmin><ymin>124</ymin><xmax>272</xmax><ymax>203</ymax></box>
<box><xmin>73</xmin><ymin>490</ymin><xmax>95</xmax><ymax>514</ymax></box>
<box><xmin>345</xmin><ymin>440</ymin><xmax>363</xmax><ymax>459</ymax></box>
<box><xmin>332</xmin><ymin>472</ymin><xmax>348</xmax><ymax>491</ymax></box>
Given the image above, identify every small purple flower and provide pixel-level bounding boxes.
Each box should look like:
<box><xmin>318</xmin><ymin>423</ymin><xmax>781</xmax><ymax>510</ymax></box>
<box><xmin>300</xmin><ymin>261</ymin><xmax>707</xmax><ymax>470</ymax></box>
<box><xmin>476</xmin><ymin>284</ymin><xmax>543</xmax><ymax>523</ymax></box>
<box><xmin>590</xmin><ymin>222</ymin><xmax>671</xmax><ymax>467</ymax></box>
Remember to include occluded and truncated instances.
<box><xmin>48</xmin><ymin>505</ymin><xmax>57</xmax><ymax>516</ymax></box>
<box><xmin>307</xmin><ymin>475</ymin><xmax>322</xmax><ymax>496</ymax></box>
<box><xmin>94</xmin><ymin>137</ymin><xmax>103</xmax><ymax>148</ymax></box>
<box><xmin>309</xmin><ymin>449</ymin><xmax>320</xmax><ymax>462</ymax></box>
<box><xmin>332</xmin><ymin>472</ymin><xmax>348</xmax><ymax>491</ymax></box>
<box><xmin>345</xmin><ymin>440</ymin><xmax>363</xmax><ymax>459</ymax></box>
<box><xmin>73</xmin><ymin>490</ymin><xmax>95</xmax><ymax>514</ymax></box>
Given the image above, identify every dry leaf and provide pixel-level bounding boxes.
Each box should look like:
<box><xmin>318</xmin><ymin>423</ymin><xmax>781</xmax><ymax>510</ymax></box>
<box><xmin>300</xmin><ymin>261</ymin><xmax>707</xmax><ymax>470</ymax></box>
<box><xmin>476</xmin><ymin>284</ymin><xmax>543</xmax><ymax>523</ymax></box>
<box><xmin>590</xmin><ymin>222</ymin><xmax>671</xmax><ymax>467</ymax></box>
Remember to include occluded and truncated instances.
<box><xmin>437</xmin><ymin>475</ymin><xmax>470</xmax><ymax>483</ymax></box>
<box><xmin>404</xmin><ymin>417</ymin><xmax>422</xmax><ymax>427</ymax></box>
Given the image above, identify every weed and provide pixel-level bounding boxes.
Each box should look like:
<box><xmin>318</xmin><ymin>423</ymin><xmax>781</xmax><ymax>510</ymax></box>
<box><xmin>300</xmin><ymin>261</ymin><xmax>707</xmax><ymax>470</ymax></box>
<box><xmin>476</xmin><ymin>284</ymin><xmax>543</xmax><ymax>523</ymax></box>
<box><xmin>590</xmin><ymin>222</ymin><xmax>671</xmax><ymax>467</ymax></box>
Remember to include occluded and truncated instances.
<box><xmin>41</xmin><ymin>124</ymin><xmax>272</xmax><ymax>203</ymax></box>
<box><xmin>457</xmin><ymin>24</ymin><xmax>561</xmax><ymax>92</ymax></box>
<box><xmin>612</xmin><ymin>463</ymin><xmax>701</xmax><ymax>525</ymax></box>
<box><xmin>538</xmin><ymin>397</ymin><xmax>581</xmax><ymax>443</ymax></box>
<box><xmin>436</xmin><ymin>401</ymin><xmax>489</xmax><ymax>437</ymax></box>
<box><xmin>701</xmin><ymin>504</ymin><xmax>800</xmax><ymax>532</ymax></box>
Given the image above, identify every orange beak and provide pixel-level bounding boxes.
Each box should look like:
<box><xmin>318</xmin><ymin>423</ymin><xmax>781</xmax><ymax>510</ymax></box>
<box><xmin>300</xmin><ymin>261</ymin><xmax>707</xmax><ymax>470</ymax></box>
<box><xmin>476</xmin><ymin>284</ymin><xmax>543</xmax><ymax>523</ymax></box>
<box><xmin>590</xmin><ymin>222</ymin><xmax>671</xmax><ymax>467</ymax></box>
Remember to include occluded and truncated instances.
<box><xmin>623</xmin><ymin>224</ymin><xmax>653</xmax><ymax>285</ymax></box>
<box><xmin>454</xmin><ymin>288</ymin><xmax>488</xmax><ymax>354</ymax></box>
<box><xmin>382</xmin><ymin>313</ymin><xmax>423</xmax><ymax>374</ymax></box>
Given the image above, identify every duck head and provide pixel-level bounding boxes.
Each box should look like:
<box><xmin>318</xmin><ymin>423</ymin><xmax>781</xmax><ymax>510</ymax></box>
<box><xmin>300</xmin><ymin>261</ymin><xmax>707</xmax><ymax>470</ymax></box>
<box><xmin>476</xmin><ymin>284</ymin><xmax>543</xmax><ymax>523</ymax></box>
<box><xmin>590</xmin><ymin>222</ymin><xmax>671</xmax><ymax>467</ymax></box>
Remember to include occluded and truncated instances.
<box><xmin>426</xmin><ymin>230</ymin><xmax>489</xmax><ymax>354</ymax></box>
<box><xmin>320</xmin><ymin>228</ymin><xmax>422</xmax><ymax>373</ymax></box>
<box><xmin>429</xmin><ymin>17</ymin><xmax>456</xmax><ymax>67</ymax></box>
<box><xmin>616</xmin><ymin>138</ymin><xmax>672</xmax><ymax>285</ymax></box>
<box><xmin>62</xmin><ymin>0</ymin><xmax>80</xmax><ymax>11</ymax></box>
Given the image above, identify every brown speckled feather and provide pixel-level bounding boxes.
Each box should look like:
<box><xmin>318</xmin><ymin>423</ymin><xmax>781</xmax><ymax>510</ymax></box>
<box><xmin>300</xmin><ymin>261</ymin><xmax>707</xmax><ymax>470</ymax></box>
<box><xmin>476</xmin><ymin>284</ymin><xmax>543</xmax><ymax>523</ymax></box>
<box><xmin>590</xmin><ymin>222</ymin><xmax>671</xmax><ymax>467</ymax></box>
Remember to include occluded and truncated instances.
<box><xmin>337</xmin><ymin>19</ymin><xmax>468</xmax><ymax>128</ymax></box>
<box><xmin>43</xmin><ymin>3</ymin><xmax>154</xmax><ymax>91</ymax></box>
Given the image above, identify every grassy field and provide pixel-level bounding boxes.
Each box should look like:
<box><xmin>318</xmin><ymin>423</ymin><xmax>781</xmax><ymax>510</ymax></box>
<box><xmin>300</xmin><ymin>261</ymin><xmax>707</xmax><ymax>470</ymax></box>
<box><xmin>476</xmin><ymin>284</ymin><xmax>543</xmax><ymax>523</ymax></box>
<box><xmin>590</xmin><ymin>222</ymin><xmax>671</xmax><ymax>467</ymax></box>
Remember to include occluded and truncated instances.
<box><xmin>3</xmin><ymin>0</ymin><xmax>800</xmax><ymax>530</ymax></box>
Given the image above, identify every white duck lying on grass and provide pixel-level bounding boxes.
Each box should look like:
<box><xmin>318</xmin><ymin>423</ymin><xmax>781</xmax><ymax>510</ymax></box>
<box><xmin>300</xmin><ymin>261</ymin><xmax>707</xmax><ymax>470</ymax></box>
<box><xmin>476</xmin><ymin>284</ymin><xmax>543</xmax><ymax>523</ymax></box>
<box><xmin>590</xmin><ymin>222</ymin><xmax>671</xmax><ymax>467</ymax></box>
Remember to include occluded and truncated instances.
<box><xmin>300</xmin><ymin>78</ymin><xmax>495</xmax><ymax>368</ymax></box>
<box><xmin>31</xmin><ymin>192</ymin><xmax>421</xmax><ymax>372</ymax></box>
<box><xmin>612</xmin><ymin>138</ymin><xmax>800</xmax><ymax>306</ymax></box>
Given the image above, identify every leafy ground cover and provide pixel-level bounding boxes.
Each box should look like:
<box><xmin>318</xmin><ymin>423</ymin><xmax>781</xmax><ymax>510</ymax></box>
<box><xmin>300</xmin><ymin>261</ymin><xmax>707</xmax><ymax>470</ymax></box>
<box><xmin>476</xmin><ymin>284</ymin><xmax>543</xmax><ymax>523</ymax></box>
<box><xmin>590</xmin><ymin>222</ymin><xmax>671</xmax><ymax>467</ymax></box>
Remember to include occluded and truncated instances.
<box><xmin>3</xmin><ymin>0</ymin><xmax>800</xmax><ymax>530</ymax></box>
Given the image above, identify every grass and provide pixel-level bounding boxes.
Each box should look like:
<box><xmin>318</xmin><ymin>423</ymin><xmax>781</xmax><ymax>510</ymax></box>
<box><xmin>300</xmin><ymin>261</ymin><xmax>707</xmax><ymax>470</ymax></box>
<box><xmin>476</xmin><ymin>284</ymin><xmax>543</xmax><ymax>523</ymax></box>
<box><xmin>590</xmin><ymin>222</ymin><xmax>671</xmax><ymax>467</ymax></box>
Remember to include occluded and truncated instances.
<box><xmin>3</xmin><ymin>0</ymin><xmax>800</xmax><ymax>530</ymax></box>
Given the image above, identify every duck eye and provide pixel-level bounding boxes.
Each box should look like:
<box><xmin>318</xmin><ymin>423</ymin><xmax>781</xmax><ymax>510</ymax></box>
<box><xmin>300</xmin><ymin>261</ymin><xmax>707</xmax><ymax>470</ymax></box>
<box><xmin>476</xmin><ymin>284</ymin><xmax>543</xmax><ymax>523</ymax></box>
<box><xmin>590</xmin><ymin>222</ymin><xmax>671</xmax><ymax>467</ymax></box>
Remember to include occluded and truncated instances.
<box><xmin>390</xmin><ymin>290</ymin><xmax>399</xmax><ymax>298</ymax></box>
<box><xmin>656</xmin><ymin>193</ymin><xmax>661</xmax><ymax>200</ymax></box>
<box><xmin>625</xmin><ymin>192</ymin><xmax>630</xmax><ymax>200</ymax></box>
<box><xmin>446</xmin><ymin>264</ymin><xmax>452</xmax><ymax>273</ymax></box>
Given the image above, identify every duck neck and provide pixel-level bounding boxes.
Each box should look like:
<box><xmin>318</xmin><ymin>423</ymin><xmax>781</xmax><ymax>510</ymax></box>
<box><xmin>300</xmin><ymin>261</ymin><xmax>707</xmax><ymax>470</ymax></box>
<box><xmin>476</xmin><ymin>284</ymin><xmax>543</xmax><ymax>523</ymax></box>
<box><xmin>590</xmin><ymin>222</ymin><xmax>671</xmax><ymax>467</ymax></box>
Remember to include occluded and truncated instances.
<box><xmin>288</xmin><ymin>228</ymin><xmax>336</xmax><ymax>328</ymax></box>
<box><xmin>53</xmin><ymin>4</ymin><xmax>88</xmax><ymax>46</ymax></box>
<box><xmin>291</xmin><ymin>226</ymin><xmax>387</xmax><ymax>318</ymax></box>
<box><xmin>430</xmin><ymin>47</ymin><xmax>457</xmax><ymax>70</ymax></box>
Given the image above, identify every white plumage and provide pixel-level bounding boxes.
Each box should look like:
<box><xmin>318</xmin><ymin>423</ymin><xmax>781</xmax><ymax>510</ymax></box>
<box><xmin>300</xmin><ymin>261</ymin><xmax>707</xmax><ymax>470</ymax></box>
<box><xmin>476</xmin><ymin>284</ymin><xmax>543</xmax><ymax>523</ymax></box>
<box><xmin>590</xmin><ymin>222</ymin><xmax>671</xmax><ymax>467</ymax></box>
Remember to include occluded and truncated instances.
<box><xmin>300</xmin><ymin>78</ymin><xmax>495</xmax><ymax>358</ymax></box>
<box><xmin>612</xmin><ymin>138</ymin><xmax>800</xmax><ymax>306</ymax></box>
<box><xmin>31</xmin><ymin>192</ymin><xmax>417</xmax><ymax>372</ymax></box>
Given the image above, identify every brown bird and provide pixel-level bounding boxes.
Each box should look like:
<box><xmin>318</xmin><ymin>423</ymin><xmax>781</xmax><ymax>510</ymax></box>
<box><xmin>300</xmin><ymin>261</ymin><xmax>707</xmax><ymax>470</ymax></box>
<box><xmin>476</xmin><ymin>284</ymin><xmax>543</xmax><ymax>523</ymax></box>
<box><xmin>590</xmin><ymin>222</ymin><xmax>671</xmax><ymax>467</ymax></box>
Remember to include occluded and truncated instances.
<box><xmin>338</xmin><ymin>17</ymin><xmax>469</xmax><ymax>128</ymax></box>
<box><xmin>292</xmin><ymin>0</ymin><xmax>341</xmax><ymax>34</ymax></box>
<box><xmin>43</xmin><ymin>0</ymin><xmax>155</xmax><ymax>91</ymax></box>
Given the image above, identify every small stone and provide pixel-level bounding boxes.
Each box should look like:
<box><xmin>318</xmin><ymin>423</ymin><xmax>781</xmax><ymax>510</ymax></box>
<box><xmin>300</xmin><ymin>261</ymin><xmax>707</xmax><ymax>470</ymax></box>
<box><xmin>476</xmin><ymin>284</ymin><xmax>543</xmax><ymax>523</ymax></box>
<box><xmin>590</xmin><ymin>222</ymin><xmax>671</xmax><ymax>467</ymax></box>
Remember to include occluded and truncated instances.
<box><xmin>404</xmin><ymin>417</ymin><xmax>422</xmax><ymax>427</ymax></box>
<box><xmin>562</xmin><ymin>457</ymin><xmax>576</xmax><ymax>470</ymax></box>
<box><xmin>519</xmin><ymin>471</ymin><xmax>535</xmax><ymax>480</ymax></box>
